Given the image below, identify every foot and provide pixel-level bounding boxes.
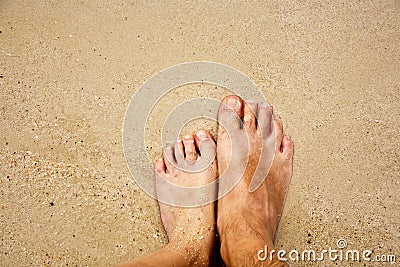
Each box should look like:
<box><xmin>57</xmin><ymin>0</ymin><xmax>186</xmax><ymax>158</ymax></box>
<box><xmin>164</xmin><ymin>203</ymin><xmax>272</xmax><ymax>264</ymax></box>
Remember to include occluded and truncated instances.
<box><xmin>216</xmin><ymin>95</ymin><xmax>294</xmax><ymax>266</ymax></box>
<box><xmin>155</xmin><ymin>130</ymin><xmax>218</xmax><ymax>266</ymax></box>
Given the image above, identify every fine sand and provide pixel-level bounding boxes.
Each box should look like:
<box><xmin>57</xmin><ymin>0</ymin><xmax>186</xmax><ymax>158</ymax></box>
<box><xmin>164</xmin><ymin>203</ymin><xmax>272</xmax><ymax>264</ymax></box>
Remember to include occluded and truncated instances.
<box><xmin>0</xmin><ymin>1</ymin><xmax>399</xmax><ymax>266</ymax></box>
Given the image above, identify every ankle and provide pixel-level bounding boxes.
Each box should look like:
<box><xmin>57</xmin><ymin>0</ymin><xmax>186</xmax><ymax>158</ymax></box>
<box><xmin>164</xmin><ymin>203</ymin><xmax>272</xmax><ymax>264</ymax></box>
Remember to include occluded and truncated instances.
<box><xmin>220</xmin><ymin>213</ymin><xmax>275</xmax><ymax>241</ymax></box>
<box><xmin>165</xmin><ymin>239</ymin><xmax>212</xmax><ymax>266</ymax></box>
<box><xmin>218</xmin><ymin>217</ymin><xmax>277</xmax><ymax>264</ymax></box>
<box><xmin>219</xmin><ymin>235</ymin><xmax>277</xmax><ymax>266</ymax></box>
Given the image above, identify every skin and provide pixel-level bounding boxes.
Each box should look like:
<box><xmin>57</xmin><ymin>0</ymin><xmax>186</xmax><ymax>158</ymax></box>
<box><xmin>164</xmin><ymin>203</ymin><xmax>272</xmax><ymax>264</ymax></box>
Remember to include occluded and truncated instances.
<box><xmin>120</xmin><ymin>130</ymin><xmax>218</xmax><ymax>267</ymax></box>
<box><xmin>217</xmin><ymin>95</ymin><xmax>293</xmax><ymax>266</ymax></box>
<box><xmin>119</xmin><ymin>95</ymin><xmax>294</xmax><ymax>267</ymax></box>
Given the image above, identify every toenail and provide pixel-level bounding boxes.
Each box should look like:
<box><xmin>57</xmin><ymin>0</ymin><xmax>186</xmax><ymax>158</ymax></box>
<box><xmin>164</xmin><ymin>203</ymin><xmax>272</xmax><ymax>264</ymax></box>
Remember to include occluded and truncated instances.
<box><xmin>183</xmin><ymin>135</ymin><xmax>192</xmax><ymax>140</ymax></box>
<box><xmin>262</xmin><ymin>102</ymin><xmax>269</xmax><ymax>108</ymax></box>
<box><xmin>226</xmin><ymin>98</ymin><xmax>238</xmax><ymax>108</ymax></box>
<box><xmin>196</xmin><ymin>131</ymin><xmax>208</xmax><ymax>139</ymax></box>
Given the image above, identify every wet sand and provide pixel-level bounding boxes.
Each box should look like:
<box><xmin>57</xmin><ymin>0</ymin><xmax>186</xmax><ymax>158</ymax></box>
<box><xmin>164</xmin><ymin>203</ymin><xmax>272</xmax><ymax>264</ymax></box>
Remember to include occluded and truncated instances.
<box><xmin>0</xmin><ymin>1</ymin><xmax>399</xmax><ymax>266</ymax></box>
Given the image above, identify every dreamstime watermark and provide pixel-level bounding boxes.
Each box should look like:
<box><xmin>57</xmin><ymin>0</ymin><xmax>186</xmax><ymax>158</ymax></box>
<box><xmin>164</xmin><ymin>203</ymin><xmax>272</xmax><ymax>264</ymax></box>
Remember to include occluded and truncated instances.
<box><xmin>122</xmin><ymin>62</ymin><xmax>275</xmax><ymax>207</ymax></box>
<box><xmin>257</xmin><ymin>239</ymin><xmax>397</xmax><ymax>264</ymax></box>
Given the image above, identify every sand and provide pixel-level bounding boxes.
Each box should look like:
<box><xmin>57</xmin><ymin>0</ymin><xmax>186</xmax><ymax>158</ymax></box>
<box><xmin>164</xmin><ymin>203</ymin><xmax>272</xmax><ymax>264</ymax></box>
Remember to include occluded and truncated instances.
<box><xmin>0</xmin><ymin>1</ymin><xmax>399</xmax><ymax>266</ymax></box>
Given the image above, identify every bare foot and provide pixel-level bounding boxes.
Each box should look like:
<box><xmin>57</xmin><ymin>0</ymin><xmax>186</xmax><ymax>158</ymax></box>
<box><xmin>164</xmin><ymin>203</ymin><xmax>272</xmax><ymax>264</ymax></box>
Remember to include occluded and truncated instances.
<box><xmin>155</xmin><ymin>130</ymin><xmax>218</xmax><ymax>266</ymax></box>
<box><xmin>217</xmin><ymin>95</ymin><xmax>294</xmax><ymax>266</ymax></box>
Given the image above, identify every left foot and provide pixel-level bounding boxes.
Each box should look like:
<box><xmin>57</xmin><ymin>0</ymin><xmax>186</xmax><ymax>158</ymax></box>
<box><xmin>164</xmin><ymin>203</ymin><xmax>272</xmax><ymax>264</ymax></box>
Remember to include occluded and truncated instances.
<box><xmin>155</xmin><ymin>130</ymin><xmax>218</xmax><ymax>266</ymax></box>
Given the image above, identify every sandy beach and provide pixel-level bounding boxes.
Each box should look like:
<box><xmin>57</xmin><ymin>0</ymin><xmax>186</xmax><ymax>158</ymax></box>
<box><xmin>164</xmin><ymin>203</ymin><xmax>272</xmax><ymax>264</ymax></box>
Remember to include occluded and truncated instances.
<box><xmin>1</xmin><ymin>1</ymin><xmax>399</xmax><ymax>266</ymax></box>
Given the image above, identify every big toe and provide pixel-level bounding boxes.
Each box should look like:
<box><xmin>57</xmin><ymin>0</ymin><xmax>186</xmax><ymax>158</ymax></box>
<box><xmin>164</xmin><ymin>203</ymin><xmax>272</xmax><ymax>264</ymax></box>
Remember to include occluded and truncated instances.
<box><xmin>217</xmin><ymin>95</ymin><xmax>243</xmax><ymax>134</ymax></box>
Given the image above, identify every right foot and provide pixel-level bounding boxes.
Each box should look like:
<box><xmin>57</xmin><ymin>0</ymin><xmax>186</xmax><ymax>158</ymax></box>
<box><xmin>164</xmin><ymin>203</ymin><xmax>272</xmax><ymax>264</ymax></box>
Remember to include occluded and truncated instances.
<box><xmin>216</xmin><ymin>95</ymin><xmax>294</xmax><ymax>266</ymax></box>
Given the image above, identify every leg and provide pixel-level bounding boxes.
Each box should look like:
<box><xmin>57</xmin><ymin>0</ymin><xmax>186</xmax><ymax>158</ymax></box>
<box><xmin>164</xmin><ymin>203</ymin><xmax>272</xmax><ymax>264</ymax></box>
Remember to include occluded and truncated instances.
<box><xmin>119</xmin><ymin>130</ymin><xmax>218</xmax><ymax>267</ymax></box>
<box><xmin>217</xmin><ymin>96</ymin><xmax>294</xmax><ymax>266</ymax></box>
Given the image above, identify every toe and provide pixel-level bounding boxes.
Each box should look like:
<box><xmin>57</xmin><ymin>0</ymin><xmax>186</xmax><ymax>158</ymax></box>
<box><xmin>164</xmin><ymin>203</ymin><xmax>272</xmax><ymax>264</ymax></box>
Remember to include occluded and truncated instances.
<box><xmin>154</xmin><ymin>158</ymin><xmax>166</xmax><ymax>174</ymax></box>
<box><xmin>257</xmin><ymin>103</ymin><xmax>274</xmax><ymax>137</ymax></box>
<box><xmin>194</xmin><ymin>130</ymin><xmax>216</xmax><ymax>156</ymax></box>
<box><xmin>274</xmin><ymin>119</ymin><xmax>284</xmax><ymax>151</ymax></box>
<box><xmin>163</xmin><ymin>145</ymin><xmax>176</xmax><ymax>172</ymax></box>
<box><xmin>194</xmin><ymin>129</ymin><xmax>215</xmax><ymax>146</ymax></box>
<box><xmin>183</xmin><ymin>134</ymin><xmax>198</xmax><ymax>161</ymax></box>
<box><xmin>281</xmin><ymin>135</ymin><xmax>294</xmax><ymax>160</ymax></box>
<box><xmin>174</xmin><ymin>139</ymin><xmax>185</xmax><ymax>163</ymax></box>
<box><xmin>217</xmin><ymin>95</ymin><xmax>243</xmax><ymax>134</ymax></box>
<box><xmin>243</xmin><ymin>100</ymin><xmax>257</xmax><ymax>131</ymax></box>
